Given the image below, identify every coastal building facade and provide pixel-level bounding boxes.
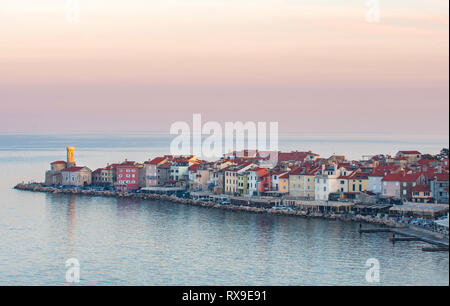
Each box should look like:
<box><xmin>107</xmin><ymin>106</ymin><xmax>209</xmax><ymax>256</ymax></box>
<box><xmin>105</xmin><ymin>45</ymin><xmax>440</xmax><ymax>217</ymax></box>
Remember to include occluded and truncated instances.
<box><xmin>61</xmin><ymin>166</ymin><xmax>92</xmax><ymax>186</ymax></box>
<box><xmin>115</xmin><ymin>161</ymin><xmax>139</xmax><ymax>192</ymax></box>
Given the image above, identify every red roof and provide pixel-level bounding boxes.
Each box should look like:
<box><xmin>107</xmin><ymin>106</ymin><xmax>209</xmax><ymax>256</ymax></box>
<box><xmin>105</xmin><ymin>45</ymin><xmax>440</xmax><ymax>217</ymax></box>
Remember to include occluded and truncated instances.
<box><xmin>118</xmin><ymin>161</ymin><xmax>137</xmax><ymax>167</ymax></box>
<box><xmin>280</xmin><ymin>173</ymin><xmax>289</xmax><ymax>179</ymax></box>
<box><xmin>369</xmin><ymin>166</ymin><xmax>399</xmax><ymax>177</ymax></box>
<box><xmin>382</xmin><ymin>172</ymin><xmax>421</xmax><ymax>182</ymax></box>
<box><xmin>412</xmin><ymin>184</ymin><xmax>431</xmax><ymax>192</ymax></box>
<box><xmin>349</xmin><ymin>173</ymin><xmax>369</xmax><ymax>180</ymax></box>
<box><xmin>434</xmin><ymin>173</ymin><xmax>449</xmax><ymax>181</ymax></box>
<box><xmin>189</xmin><ymin>164</ymin><xmax>200</xmax><ymax>171</ymax></box>
<box><xmin>51</xmin><ymin>161</ymin><xmax>67</xmax><ymax>165</ymax></box>
<box><xmin>418</xmin><ymin>159</ymin><xmax>435</xmax><ymax>166</ymax></box>
<box><xmin>146</xmin><ymin>157</ymin><xmax>167</xmax><ymax>165</ymax></box>
<box><xmin>105</xmin><ymin>163</ymin><xmax>119</xmax><ymax>170</ymax></box>
<box><xmin>249</xmin><ymin>168</ymin><xmax>269</xmax><ymax>176</ymax></box>
<box><xmin>278</xmin><ymin>151</ymin><xmax>318</xmax><ymax>162</ymax></box>
<box><xmin>157</xmin><ymin>163</ymin><xmax>171</xmax><ymax>169</ymax></box>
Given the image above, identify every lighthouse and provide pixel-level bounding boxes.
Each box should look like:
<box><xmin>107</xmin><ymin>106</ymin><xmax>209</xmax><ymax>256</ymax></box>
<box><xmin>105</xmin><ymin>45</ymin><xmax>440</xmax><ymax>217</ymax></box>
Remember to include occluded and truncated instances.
<box><xmin>67</xmin><ymin>146</ymin><xmax>75</xmax><ymax>167</ymax></box>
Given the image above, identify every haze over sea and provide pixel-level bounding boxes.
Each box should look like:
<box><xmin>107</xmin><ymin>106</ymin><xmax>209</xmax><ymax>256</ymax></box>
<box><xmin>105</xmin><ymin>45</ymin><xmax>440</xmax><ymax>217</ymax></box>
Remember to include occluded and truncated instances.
<box><xmin>0</xmin><ymin>133</ymin><xmax>448</xmax><ymax>285</ymax></box>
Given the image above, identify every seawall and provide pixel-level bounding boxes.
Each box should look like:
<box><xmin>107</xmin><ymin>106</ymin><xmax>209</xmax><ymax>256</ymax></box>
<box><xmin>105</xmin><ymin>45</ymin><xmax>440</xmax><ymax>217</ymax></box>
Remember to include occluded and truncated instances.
<box><xmin>14</xmin><ymin>183</ymin><xmax>401</xmax><ymax>227</ymax></box>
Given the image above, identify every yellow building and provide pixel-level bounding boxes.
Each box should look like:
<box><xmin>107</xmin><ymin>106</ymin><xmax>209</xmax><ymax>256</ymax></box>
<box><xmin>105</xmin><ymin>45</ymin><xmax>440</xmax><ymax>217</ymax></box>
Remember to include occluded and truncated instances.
<box><xmin>289</xmin><ymin>167</ymin><xmax>318</xmax><ymax>199</ymax></box>
<box><xmin>348</xmin><ymin>173</ymin><xmax>369</xmax><ymax>192</ymax></box>
<box><xmin>225</xmin><ymin>169</ymin><xmax>239</xmax><ymax>194</ymax></box>
<box><xmin>412</xmin><ymin>185</ymin><xmax>433</xmax><ymax>203</ymax></box>
<box><xmin>279</xmin><ymin>173</ymin><xmax>289</xmax><ymax>194</ymax></box>
<box><xmin>237</xmin><ymin>172</ymin><xmax>249</xmax><ymax>196</ymax></box>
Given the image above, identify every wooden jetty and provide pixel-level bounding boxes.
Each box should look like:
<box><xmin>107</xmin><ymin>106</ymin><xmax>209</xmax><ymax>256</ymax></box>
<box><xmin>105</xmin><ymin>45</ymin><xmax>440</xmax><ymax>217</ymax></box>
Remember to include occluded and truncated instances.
<box><xmin>359</xmin><ymin>224</ymin><xmax>449</xmax><ymax>251</ymax></box>
<box><xmin>422</xmin><ymin>247</ymin><xmax>449</xmax><ymax>252</ymax></box>
<box><xmin>389</xmin><ymin>237</ymin><xmax>422</xmax><ymax>242</ymax></box>
<box><xmin>358</xmin><ymin>228</ymin><xmax>392</xmax><ymax>233</ymax></box>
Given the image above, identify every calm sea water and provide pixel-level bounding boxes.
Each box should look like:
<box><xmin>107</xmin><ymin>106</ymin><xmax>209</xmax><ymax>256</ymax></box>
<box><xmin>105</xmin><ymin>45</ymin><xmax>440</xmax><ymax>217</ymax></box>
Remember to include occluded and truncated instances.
<box><xmin>0</xmin><ymin>133</ymin><xmax>448</xmax><ymax>285</ymax></box>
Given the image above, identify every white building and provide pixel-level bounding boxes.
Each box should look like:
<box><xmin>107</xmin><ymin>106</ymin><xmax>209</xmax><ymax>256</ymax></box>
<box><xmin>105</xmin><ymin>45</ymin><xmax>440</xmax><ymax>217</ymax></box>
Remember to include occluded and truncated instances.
<box><xmin>170</xmin><ymin>162</ymin><xmax>190</xmax><ymax>182</ymax></box>
<box><xmin>368</xmin><ymin>174</ymin><xmax>384</xmax><ymax>194</ymax></box>
<box><xmin>61</xmin><ymin>166</ymin><xmax>92</xmax><ymax>186</ymax></box>
<box><xmin>315</xmin><ymin>165</ymin><xmax>341</xmax><ymax>201</ymax></box>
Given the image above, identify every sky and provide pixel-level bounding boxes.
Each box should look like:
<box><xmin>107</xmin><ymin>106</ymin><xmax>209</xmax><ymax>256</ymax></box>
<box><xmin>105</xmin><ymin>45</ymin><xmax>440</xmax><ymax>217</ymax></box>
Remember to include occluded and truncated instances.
<box><xmin>0</xmin><ymin>0</ymin><xmax>448</xmax><ymax>136</ymax></box>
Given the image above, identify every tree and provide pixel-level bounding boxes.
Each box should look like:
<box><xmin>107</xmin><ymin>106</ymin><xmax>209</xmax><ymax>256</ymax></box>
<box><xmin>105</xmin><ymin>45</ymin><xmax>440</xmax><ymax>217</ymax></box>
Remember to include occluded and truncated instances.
<box><xmin>422</xmin><ymin>154</ymin><xmax>437</xmax><ymax>160</ymax></box>
<box><xmin>437</xmin><ymin>148</ymin><xmax>449</xmax><ymax>160</ymax></box>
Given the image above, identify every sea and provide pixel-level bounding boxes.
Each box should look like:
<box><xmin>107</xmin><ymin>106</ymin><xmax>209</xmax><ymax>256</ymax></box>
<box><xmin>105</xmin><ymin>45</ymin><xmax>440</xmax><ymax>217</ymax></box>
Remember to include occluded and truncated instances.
<box><xmin>0</xmin><ymin>132</ymin><xmax>448</xmax><ymax>285</ymax></box>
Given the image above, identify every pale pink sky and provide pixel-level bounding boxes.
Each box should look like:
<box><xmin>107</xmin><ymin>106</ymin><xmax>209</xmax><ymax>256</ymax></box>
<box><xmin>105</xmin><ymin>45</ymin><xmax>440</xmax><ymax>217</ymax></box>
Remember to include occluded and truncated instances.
<box><xmin>0</xmin><ymin>0</ymin><xmax>448</xmax><ymax>135</ymax></box>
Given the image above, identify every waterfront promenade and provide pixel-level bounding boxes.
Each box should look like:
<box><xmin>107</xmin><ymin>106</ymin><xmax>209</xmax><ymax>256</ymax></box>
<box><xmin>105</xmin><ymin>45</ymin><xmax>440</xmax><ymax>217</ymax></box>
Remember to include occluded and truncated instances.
<box><xmin>14</xmin><ymin>183</ymin><xmax>398</xmax><ymax>224</ymax></box>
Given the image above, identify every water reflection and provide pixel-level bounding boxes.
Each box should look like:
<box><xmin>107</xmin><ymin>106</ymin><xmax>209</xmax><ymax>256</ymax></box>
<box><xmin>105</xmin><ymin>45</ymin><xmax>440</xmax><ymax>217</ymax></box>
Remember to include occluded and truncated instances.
<box><xmin>3</xmin><ymin>184</ymin><xmax>448</xmax><ymax>285</ymax></box>
<box><xmin>68</xmin><ymin>195</ymin><xmax>76</xmax><ymax>246</ymax></box>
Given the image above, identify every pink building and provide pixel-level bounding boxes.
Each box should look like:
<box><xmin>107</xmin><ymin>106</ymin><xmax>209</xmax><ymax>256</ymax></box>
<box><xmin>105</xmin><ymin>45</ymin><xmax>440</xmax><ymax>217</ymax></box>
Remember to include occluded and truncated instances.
<box><xmin>115</xmin><ymin>161</ymin><xmax>139</xmax><ymax>192</ymax></box>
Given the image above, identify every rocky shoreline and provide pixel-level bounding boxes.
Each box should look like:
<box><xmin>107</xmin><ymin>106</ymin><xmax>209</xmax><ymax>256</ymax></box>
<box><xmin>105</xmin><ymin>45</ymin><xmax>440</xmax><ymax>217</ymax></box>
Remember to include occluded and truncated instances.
<box><xmin>14</xmin><ymin>183</ymin><xmax>402</xmax><ymax>228</ymax></box>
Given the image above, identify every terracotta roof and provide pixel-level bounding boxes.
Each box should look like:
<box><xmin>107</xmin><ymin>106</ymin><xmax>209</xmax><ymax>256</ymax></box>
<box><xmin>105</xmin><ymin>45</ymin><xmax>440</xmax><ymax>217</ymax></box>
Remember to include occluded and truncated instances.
<box><xmin>412</xmin><ymin>184</ymin><xmax>431</xmax><ymax>192</ymax></box>
<box><xmin>280</xmin><ymin>173</ymin><xmax>289</xmax><ymax>179</ymax></box>
<box><xmin>382</xmin><ymin>172</ymin><xmax>421</xmax><ymax>182</ymax></box>
<box><xmin>369</xmin><ymin>165</ymin><xmax>400</xmax><ymax>177</ymax></box>
<box><xmin>349</xmin><ymin>173</ymin><xmax>369</xmax><ymax>180</ymax></box>
<box><xmin>418</xmin><ymin>159</ymin><xmax>435</xmax><ymax>166</ymax></box>
<box><xmin>278</xmin><ymin>151</ymin><xmax>318</xmax><ymax>162</ymax></box>
<box><xmin>51</xmin><ymin>161</ymin><xmax>67</xmax><ymax>165</ymax></box>
<box><xmin>105</xmin><ymin>163</ymin><xmax>119</xmax><ymax>170</ymax></box>
<box><xmin>157</xmin><ymin>163</ymin><xmax>171</xmax><ymax>169</ymax></box>
<box><xmin>118</xmin><ymin>161</ymin><xmax>137</xmax><ymax>167</ymax></box>
<box><xmin>189</xmin><ymin>164</ymin><xmax>200</xmax><ymax>171</ymax></box>
<box><xmin>146</xmin><ymin>157</ymin><xmax>167</xmax><ymax>165</ymax></box>
<box><xmin>434</xmin><ymin>173</ymin><xmax>449</xmax><ymax>181</ymax></box>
